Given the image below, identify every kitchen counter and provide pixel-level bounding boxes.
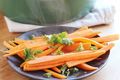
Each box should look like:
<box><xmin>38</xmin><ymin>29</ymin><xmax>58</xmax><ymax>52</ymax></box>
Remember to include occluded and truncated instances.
<box><xmin>0</xmin><ymin>0</ymin><xmax>120</xmax><ymax>79</ymax></box>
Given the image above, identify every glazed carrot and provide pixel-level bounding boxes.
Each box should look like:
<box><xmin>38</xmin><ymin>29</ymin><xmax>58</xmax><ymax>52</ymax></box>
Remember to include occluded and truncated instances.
<box><xmin>27</xmin><ymin>44</ymin><xmax>114</xmax><ymax>66</ymax></box>
<box><xmin>100</xmin><ymin>43</ymin><xmax>114</xmax><ymax>51</ymax></box>
<box><xmin>8</xmin><ymin>41</ymin><xmax>16</xmax><ymax>47</ymax></box>
<box><xmin>92</xmin><ymin>34</ymin><xmax>119</xmax><ymax>42</ymax></box>
<box><xmin>20</xmin><ymin>43</ymin><xmax>113</xmax><ymax>69</ymax></box>
<box><xmin>3</xmin><ymin>41</ymin><xmax>14</xmax><ymax>49</ymax></box>
<box><xmin>14</xmin><ymin>38</ymin><xmax>26</xmax><ymax>44</ymax></box>
<box><xmin>36</xmin><ymin>44</ymin><xmax>61</xmax><ymax>57</ymax></box>
<box><xmin>62</xmin><ymin>43</ymin><xmax>80</xmax><ymax>52</ymax></box>
<box><xmin>66</xmin><ymin>57</ymin><xmax>96</xmax><ymax>67</ymax></box>
<box><xmin>84</xmin><ymin>32</ymin><xmax>101</xmax><ymax>38</ymax></box>
<box><xmin>3</xmin><ymin>43</ymin><xmax>50</xmax><ymax>57</ymax></box>
<box><xmin>53</xmin><ymin>45</ymin><xmax>64</xmax><ymax>55</ymax></box>
<box><xmin>44</xmin><ymin>69</ymin><xmax>67</xmax><ymax>79</ymax></box>
<box><xmin>83</xmin><ymin>43</ymin><xmax>91</xmax><ymax>50</ymax></box>
<box><xmin>72</xmin><ymin>37</ymin><xmax>104</xmax><ymax>48</ymax></box>
<box><xmin>69</xmin><ymin>29</ymin><xmax>93</xmax><ymax>38</ymax></box>
<box><xmin>66</xmin><ymin>43</ymin><xmax>114</xmax><ymax>67</ymax></box>
<box><xmin>23</xmin><ymin>62</ymin><xmax>64</xmax><ymax>71</ymax></box>
<box><xmin>51</xmin><ymin>67</ymin><xmax>61</xmax><ymax>73</ymax></box>
<box><xmin>77</xmin><ymin>63</ymin><xmax>98</xmax><ymax>71</ymax></box>
<box><xmin>24</xmin><ymin>50</ymin><xmax>105</xmax><ymax>67</ymax></box>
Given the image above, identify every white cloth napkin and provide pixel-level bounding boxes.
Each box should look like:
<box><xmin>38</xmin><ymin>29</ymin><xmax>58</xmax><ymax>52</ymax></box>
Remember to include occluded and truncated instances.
<box><xmin>6</xmin><ymin>0</ymin><xmax>115</xmax><ymax>32</ymax></box>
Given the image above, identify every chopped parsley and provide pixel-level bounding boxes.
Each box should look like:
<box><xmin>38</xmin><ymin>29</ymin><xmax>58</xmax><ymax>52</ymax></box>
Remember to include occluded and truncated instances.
<box><xmin>44</xmin><ymin>32</ymin><xmax>73</xmax><ymax>45</ymax></box>
<box><xmin>32</xmin><ymin>50</ymin><xmax>43</xmax><ymax>55</ymax></box>
<box><xmin>43</xmin><ymin>73</ymin><xmax>52</xmax><ymax>78</ymax></box>
<box><xmin>90</xmin><ymin>46</ymin><xmax>98</xmax><ymax>50</ymax></box>
<box><xmin>24</xmin><ymin>48</ymin><xmax>43</xmax><ymax>61</ymax></box>
<box><xmin>24</xmin><ymin>48</ymin><xmax>34</xmax><ymax>61</ymax></box>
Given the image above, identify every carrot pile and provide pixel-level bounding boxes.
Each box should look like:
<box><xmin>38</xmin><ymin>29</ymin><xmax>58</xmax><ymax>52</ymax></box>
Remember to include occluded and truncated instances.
<box><xmin>3</xmin><ymin>27</ymin><xmax>119</xmax><ymax>79</ymax></box>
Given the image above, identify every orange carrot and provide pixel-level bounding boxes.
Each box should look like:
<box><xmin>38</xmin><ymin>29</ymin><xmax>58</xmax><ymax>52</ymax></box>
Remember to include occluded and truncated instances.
<box><xmin>24</xmin><ymin>50</ymin><xmax>105</xmax><ymax>67</ymax></box>
<box><xmin>3</xmin><ymin>41</ymin><xmax>14</xmax><ymax>49</ymax></box>
<box><xmin>77</xmin><ymin>63</ymin><xmax>98</xmax><ymax>71</ymax></box>
<box><xmin>83</xmin><ymin>43</ymin><xmax>91</xmax><ymax>50</ymax></box>
<box><xmin>3</xmin><ymin>43</ymin><xmax>50</xmax><ymax>57</ymax></box>
<box><xmin>72</xmin><ymin>37</ymin><xmax>104</xmax><ymax>48</ymax></box>
<box><xmin>51</xmin><ymin>67</ymin><xmax>61</xmax><ymax>73</ymax></box>
<box><xmin>66</xmin><ymin>43</ymin><xmax>114</xmax><ymax>67</ymax></box>
<box><xmin>53</xmin><ymin>45</ymin><xmax>64</xmax><ymax>55</ymax></box>
<box><xmin>69</xmin><ymin>29</ymin><xmax>93</xmax><ymax>38</ymax></box>
<box><xmin>44</xmin><ymin>69</ymin><xmax>67</xmax><ymax>79</ymax></box>
<box><xmin>84</xmin><ymin>32</ymin><xmax>100</xmax><ymax>38</ymax></box>
<box><xmin>23</xmin><ymin>62</ymin><xmax>64</xmax><ymax>71</ymax></box>
<box><xmin>26</xmin><ymin>43</ymin><xmax>114</xmax><ymax>68</ymax></box>
<box><xmin>8</xmin><ymin>41</ymin><xmax>16</xmax><ymax>47</ymax></box>
<box><xmin>92</xmin><ymin>34</ymin><xmax>119</xmax><ymax>42</ymax></box>
<box><xmin>62</xmin><ymin>43</ymin><xmax>80</xmax><ymax>52</ymax></box>
<box><xmin>66</xmin><ymin>57</ymin><xmax>96</xmax><ymax>67</ymax></box>
<box><xmin>36</xmin><ymin>44</ymin><xmax>61</xmax><ymax>57</ymax></box>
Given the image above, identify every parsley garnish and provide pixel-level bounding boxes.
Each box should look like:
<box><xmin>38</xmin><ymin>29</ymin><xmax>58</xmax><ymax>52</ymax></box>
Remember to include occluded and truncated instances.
<box><xmin>24</xmin><ymin>48</ymin><xmax>34</xmax><ymax>61</ymax></box>
<box><xmin>43</xmin><ymin>73</ymin><xmax>52</xmax><ymax>78</ymax></box>
<box><xmin>24</xmin><ymin>48</ymin><xmax>43</xmax><ymax>61</ymax></box>
<box><xmin>45</xmin><ymin>32</ymin><xmax>73</xmax><ymax>45</ymax></box>
<box><xmin>90</xmin><ymin>46</ymin><xmax>97</xmax><ymax>50</ymax></box>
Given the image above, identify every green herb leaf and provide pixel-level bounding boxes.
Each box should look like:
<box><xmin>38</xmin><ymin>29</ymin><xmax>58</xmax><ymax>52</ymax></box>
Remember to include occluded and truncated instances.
<box><xmin>71</xmin><ymin>67</ymin><xmax>79</xmax><ymax>73</ymax></box>
<box><xmin>24</xmin><ymin>48</ymin><xmax>34</xmax><ymax>61</ymax></box>
<box><xmin>60</xmin><ymin>65</ymin><xmax>67</xmax><ymax>75</ymax></box>
<box><xmin>65</xmin><ymin>69</ymin><xmax>70</xmax><ymax>77</ymax></box>
<box><xmin>90</xmin><ymin>46</ymin><xmax>97</xmax><ymax>50</ymax></box>
<box><xmin>76</xmin><ymin>43</ymin><xmax>84</xmax><ymax>51</ymax></box>
<box><xmin>32</xmin><ymin>50</ymin><xmax>43</xmax><ymax>55</ymax></box>
<box><xmin>44</xmin><ymin>32</ymin><xmax>73</xmax><ymax>45</ymax></box>
<box><xmin>43</xmin><ymin>73</ymin><xmax>52</xmax><ymax>78</ymax></box>
<box><xmin>62</xmin><ymin>38</ymin><xmax>73</xmax><ymax>45</ymax></box>
<box><xmin>58</xmin><ymin>32</ymin><xmax>67</xmax><ymax>38</ymax></box>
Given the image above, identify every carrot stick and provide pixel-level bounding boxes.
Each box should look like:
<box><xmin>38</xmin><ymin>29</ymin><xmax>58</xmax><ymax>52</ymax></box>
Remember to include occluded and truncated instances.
<box><xmin>66</xmin><ymin>43</ymin><xmax>114</xmax><ymax>67</ymax></box>
<box><xmin>53</xmin><ymin>45</ymin><xmax>64</xmax><ymax>55</ymax></box>
<box><xmin>8</xmin><ymin>41</ymin><xmax>16</xmax><ymax>47</ymax></box>
<box><xmin>83</xmin><ymin>43</ymin><xmax>91</xmax><ymax>50</ymax></box>
<box><xmin>77</xmin><ymin>63</ymin><xmax>98</xmax><ymax>71</ymax></box>
<box><xmin>3</xmin><ymin>43</ymin><xmax>50</xmax><ymax>57</ymax></box>
<box><xmin>3</xmin><ymin>41</ymin><xmax>14</xmax><ymax>49</ymax></box>
<box><xmin>66</xmin><ymin>57</ymin><xmax>96</xmax><ymax>67</ymax></box>
<box><xmin>14</xmin><ymin>38</ymin><xmax>26</xmax><ymax>44</ymax></box>
<box><xmin>92</xmin><ymin>34</ymin><xmax>119</xmax><ymax>42</ymax></box>
<box><xmin>62</xmin><ymin>43</ymin><xmax>80</xmax><ymax>52</ymax></box>
<box><xmin>23</xmin><ymin>62</ymin><xmax>64</xmax><ymax>71</ymax></box>
<box><xmin>24</xmin><ymin>50</ymin><xmax>105</xmax><ymax>67</ymax></box>
<box><xmin>36</xmin><ymin>44</ymin><xmax>61</xmax><ymax>57</ymax></box>
<box><xmin>26</xmin><ymin>43</ymin><xmax>113</xmax><ymax>67</ymax></box>
<box><xmin>69</xmin><ymin>29</ymin><xmax>93</xmax><ymax>38</ymax></box>
<box><xmin>72</xmin><ymin>37</ymin><xmax>104</xmax><ymax>48</ymax></box>
<box><xmin>84</xmin><ymin>32</ymin><xmax>101</xmax><ymax>38</ymax></box>
<box><xmin>44</xmin><ymin>69</ymin><xmax>67</xmax><ymax>79</ymax></box>
<box><xmin>51</xmin><ymin>67</ymin><xmax>61</xmax><ymax>73</ymax></box>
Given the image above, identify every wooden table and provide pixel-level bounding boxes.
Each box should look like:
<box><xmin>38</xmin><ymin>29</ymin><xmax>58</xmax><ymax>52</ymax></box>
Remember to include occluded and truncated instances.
<box><xmin>0</xmin><ymin>1</ymin><xmax>120</xmax><ymax>79</ymax></box>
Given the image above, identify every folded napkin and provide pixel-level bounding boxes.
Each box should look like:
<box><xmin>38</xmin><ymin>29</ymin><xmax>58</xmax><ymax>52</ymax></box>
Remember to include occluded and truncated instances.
<box><xmin>6</xmin><ymin>0</ymin><xmax>115</xmax><ymax>32</ymax></box>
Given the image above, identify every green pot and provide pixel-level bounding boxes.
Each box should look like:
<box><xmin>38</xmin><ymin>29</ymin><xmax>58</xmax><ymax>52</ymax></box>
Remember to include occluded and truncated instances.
<box><xmin>0</xmin><ymin>0</ymin><xmax>96</xmax><ymax>25</ymax></box>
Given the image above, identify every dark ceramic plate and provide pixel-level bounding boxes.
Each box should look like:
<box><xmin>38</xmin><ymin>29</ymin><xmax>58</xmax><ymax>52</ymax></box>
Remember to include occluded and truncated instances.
<box><xmin>7</xmin><ymin>26</ymin><xmax>110</xmax><ymax>80</ymax></box>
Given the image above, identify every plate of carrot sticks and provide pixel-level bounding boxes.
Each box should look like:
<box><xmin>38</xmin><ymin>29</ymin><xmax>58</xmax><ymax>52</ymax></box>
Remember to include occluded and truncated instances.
<box><xmin>3</xmin><ymin>26</ymin><xmax>119</xmax><ymax>80</ymax></box>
